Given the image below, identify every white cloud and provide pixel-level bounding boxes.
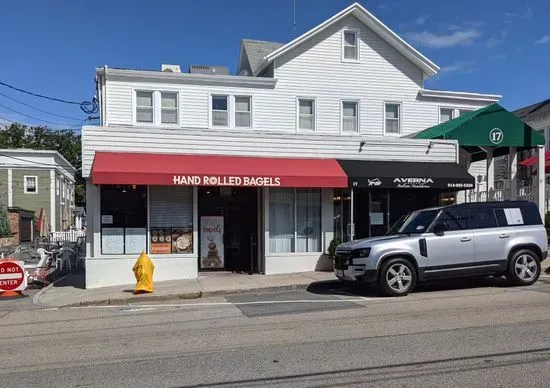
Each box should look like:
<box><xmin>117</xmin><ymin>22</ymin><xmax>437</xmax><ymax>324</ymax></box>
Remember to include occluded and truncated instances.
<box><xmin>440</xmin><ymin>60</ymin><xmax>476</xmax><ymax>74</ymax></box>
<box><xmin>486</xmin><ymin>31</ymin><xmax>507</xmax><ymax>48</ymax></box>
<box><xmin>535</xmin><ymin>35</ymin><xmax>550</xmax><ymax>44</ymax></box>
<box><xmin>505</xmin><ymin>5</ymin><xmax>533</xmax><ymax>20</ymax></box>
<box><xmin>489</xmin><ymin>54</ymin><xmax>508</xmax><ymax>60</ymax></box>
<box><xmin>404</xmin><ymin>29</ymin><xmax>481</xmax><ymax>48</ymax></box>
<box><xmin>465</xmin><ymin>21</ymin><xmax>489</xmax><ymax>27</ymax></box>
<box><xmin>414</xmin><ymin>15</ymin><xmax>429</xmax><ymax>26</ymax></box>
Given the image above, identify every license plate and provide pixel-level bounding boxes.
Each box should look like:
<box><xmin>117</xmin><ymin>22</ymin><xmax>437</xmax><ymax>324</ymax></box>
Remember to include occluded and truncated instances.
<box><xmin>336</xmin><ymin>269</ymin><xmax>343</xmax><ymax>277</ymax></box>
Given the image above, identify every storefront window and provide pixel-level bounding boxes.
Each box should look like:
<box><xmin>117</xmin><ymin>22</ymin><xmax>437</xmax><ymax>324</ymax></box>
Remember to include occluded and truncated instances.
<box><xmin>269</xmin><ymin>188</ymin><xmax>321</xmax><ymax>253</ymax></box>
<box><xmin>149</xmin><ymin>186</ymin><xmax>194</xmax><ymax>254</ymax></box>
<box><xmin>100</xmin><ymin>185</ymin><xmax>147</xmax><ymax>255</ymax></box>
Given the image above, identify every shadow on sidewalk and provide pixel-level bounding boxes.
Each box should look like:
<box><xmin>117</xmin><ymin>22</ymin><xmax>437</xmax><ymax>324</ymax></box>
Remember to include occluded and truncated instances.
<box><xmin>52</xmin><ymin>268</ymin><xmax>86</xmax><ymax>289</ymax></box>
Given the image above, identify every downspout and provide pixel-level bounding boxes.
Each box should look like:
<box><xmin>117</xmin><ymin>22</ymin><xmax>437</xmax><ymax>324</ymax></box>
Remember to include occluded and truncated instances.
<box><xmin>103</xmin><ymin>65</ymin><xmax>108</xmax><ymax>126</ymax></box>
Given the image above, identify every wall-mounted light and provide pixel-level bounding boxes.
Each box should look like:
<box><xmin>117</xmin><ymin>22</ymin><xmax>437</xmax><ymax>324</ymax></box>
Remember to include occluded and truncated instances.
<box><xmin>359</xmin><ymin>140</ymin><xmax>366</xmax><ymax>152</ymax></box>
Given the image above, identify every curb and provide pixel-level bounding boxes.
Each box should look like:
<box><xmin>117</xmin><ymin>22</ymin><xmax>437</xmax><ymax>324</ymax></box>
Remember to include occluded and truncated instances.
<box><xmin>32</xmin><ymin>273</ymin><xmax>71</xmax><ymax>308</ymax></box>
<box><xmin>60</xmin><ymin>282</ymin><xmax>333</xmax><ymax>308</ymax></box>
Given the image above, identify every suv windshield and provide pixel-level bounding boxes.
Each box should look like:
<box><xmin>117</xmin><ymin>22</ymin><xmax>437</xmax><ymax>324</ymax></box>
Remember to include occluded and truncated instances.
<box><xmin>387</xmin><ymin>209</ymin><xmax>440</xmax><ymax>235</ymax></box>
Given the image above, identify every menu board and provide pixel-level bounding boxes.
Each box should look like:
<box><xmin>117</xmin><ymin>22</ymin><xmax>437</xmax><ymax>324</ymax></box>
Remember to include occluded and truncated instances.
<box><xmin>171</xmin><ymin>227</ymin><xmax>193</xmax><ymax>254</ymax></box>
<box><xmin>101</xmin><ymin>227</ymin><xmax>124</xmax><ymax>255</ymax></box>
<box><xmin>200</xmin><ymin>216</ymin><xmax>224</xmax><ymax>269</ymax></box>
<box><xmin>150</xmin><ymin>228</ymin><xmax>172</xmax><ymax>254</ymax></box>
<box><xmin>125</xmin><ymin>228</ymin><xmax>147</xmax><ymax>254</ymax></box>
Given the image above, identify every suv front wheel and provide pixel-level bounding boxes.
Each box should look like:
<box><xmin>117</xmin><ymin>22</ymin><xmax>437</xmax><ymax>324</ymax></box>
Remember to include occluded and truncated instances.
<box><xmin>506</xmin><ymin>249</ymin><xmax>541</xmax><ymax>286</ymax></box>
<box><xmin>379</xmin><ymin>258</ymin><xmax>417</xmax><ymax>297</ymax></box>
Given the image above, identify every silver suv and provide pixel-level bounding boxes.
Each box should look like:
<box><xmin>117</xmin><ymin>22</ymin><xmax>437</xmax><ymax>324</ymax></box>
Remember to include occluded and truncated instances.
<box><xmin>334</xmin><ymin>201</ymin><xmax>548</xmax><ymax>296</ymax></box>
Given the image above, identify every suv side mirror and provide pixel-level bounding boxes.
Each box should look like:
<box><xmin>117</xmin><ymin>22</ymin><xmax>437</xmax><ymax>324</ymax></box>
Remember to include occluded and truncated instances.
<box><xmin>432</xmin><ymin>222</ymin><xmax>447</xmax><ymax>235</ymax></box>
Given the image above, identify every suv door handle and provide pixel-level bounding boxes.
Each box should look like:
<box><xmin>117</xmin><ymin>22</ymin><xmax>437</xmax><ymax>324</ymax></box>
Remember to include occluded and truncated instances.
<box><xmin>460</xmin><ymin>237</ymin><xmax>472</xmax><ymax>242</ymax></box>
<box><xmin>499</xmin><ymin>234</ymin><xmax>510</xmax><ymax>239</ymax></box>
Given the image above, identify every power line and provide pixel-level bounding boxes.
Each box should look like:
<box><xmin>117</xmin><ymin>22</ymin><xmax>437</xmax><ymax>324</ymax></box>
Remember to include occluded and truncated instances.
<box><xmin>0</xmin><ymin>91</ymin><xmax>83</xmax><ymax>121</ymax></box>
<box><xmin>0</xmin><ymin>115</ymin><xmax>91</xmax><ymax>131</ymax></box>
<box><xmin>0</xmin><ymin>80</ymin><xmax>82</xmax><ymax>105</ymax></box>
<box><xmin>0</xmin><ymin>102</ymin><xmax>83</xmax><ymax>127</ymax></box>
<box><xmin>0</xmin><ymin>79</ymin><xmax>99</xmax><ymax>115</ymax></box>
<box><xmin>0</xmin><ymin>115</ymin><xmax>15</xmax><ymax>124</ymax></box>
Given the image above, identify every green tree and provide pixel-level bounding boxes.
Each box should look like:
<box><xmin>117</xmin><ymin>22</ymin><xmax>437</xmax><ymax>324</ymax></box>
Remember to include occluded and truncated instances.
<box><xmin>0</xmin><ymin>123</ymin><xmax>85</xmax><ymax>206</ymax></box>
<box><xmin>0</xmin><ymin>202</ymin><xmax>10</xmax><ymax>236</ymax></box>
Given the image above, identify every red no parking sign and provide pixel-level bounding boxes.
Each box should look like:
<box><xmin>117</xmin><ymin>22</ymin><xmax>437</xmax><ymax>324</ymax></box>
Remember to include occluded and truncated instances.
<box><xmin>0</xmin><ymin>261</ymin><xmax>26</xmax><ymax>292</ymax></box>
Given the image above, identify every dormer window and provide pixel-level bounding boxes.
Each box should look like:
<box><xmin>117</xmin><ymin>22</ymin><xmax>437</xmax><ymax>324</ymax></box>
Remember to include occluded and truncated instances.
<box><xmin>342</xmin><ymin>28</ymin><xmax>359</xmax><ymax>61</ymax></box>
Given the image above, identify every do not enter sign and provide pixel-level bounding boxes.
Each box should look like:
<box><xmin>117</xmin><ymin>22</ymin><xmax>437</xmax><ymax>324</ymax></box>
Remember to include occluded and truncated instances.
<box><xmin>0</xmin><ymin>261</ymin><xmax>26</xmax><ymax>292</ymax></box>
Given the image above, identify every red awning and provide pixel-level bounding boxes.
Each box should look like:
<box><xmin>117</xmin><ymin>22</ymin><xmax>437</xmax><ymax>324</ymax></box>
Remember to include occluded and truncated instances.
<box><xmin>519</xmin><ymin>151</ymin><xmax>550</xmax><ymax>167</ymax></box>
<box><xmin>91</xmin><ymin>152</ymin><xmax>348</xmax><ymax>188</ymax></box>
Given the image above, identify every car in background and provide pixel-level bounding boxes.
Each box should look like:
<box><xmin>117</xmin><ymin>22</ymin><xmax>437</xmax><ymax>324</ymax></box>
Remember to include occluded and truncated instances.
<box><xmin>334</xmin><ymin>201</ymin><xmax>548</xmax><ymax>296</ymax></box>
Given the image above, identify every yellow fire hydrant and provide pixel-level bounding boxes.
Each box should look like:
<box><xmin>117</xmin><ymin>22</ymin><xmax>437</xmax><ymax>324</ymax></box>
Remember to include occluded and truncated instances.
<box><xmin>132</xmin><ymin>251</ymin><xmax>155</xmax><ymax>294</ymax></box>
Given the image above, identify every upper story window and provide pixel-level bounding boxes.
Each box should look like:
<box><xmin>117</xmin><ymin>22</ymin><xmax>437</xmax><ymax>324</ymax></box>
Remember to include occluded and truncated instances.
<box><xmin>459</xmin><ymin>109</ymin><xmax>473</xmax><ymax>116</ymax></box>
<box><xmin>440</xmin><ymin>108</ymin><xmax>454</xmax><ymax>123</ymax></box>
<box><xmin>161</xmin><ymin>92</ymin><xmax>178</xmax><ymax>124</ymax></box>
<box><xmin>342</xmin><ymin>28</ymin><xmax>359</xmax><ymax>61</ymax></box>
<box><xmin>136</xmin><ymin>91</ymin><xmax>154</xmax><ymax>123</ymax></box>
<box><xmin>298</xmin><ymin>99</ymin><xmax>315</xmax><ymax>131</ymax></box>
<box><xmin>342</xmin><ymin>101</ymin><xmax>358</xmax><ymax>133</ymax></box>
<box><xmin>24</xmin><ymin>176</ymin><xmax>37</xmax><ymax>194</ymax></box>
<box><xmin>235</xmin><ymin>96</ymin><xmax>251</xmax><ymax>128</ymax></box>
<box><xmin>211</xmin><ymin>95</ymin><xmax>229</xmax><ymax>127</ymax></box>
<box><xmin>384</xmin><ymin>103</ymin><xmax>401</xmax><ymax>135</ymax></box>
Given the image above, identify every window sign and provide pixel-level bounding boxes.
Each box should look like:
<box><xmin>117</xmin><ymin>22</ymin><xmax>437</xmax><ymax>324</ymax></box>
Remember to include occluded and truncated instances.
<box><xmin>200</xmin><ymin>216</ymin><xmax>224</xmax><ymax>269</ymax></box>
<box><xmin>150</xmin><ymin>228</ymin><xmax>172</xmax><ymax>254</ymax></box>
<box><xmin>101</xmin><ymin>228</ymin><xmax>125</xmax><ymax>255</ymax></box>
<box><xmin>504</xmin><ymin>208</ymin><xmax>524</xmax><ymax>225</ymax></box>
<box><xmin>171</xmin><ymin>228</ymin><xmax>193</xmax><ymax>254</ymax></box>
<box><xmin>125</xmin><ymin>228</ymin><xmax>147</xmax><ymax>254</ymax></box>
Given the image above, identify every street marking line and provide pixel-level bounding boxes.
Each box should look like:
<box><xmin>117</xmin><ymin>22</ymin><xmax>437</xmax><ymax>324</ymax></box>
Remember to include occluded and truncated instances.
<box><xmin>66</xmin><ymin>298</ymin><xmax>371</xmax><ymax>310</ymax></box>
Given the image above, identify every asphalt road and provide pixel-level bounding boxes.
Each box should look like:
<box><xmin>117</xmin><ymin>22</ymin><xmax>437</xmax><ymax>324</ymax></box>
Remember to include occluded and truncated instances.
<box><xmin>1</xmin><ymin>277</ymin><xmax>550</xmax><ymax>387</ymax></box>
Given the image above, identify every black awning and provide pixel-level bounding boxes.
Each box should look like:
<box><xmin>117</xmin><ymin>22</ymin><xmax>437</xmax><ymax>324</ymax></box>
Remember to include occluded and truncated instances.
<box><xmin>337</xmin><ymin>160</ymin><xmax>475</xmax><ymax>190</ymax></box>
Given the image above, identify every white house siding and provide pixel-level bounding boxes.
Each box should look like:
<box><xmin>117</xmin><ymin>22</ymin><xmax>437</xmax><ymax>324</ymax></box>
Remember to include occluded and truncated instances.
<box><xmin>101</xmin><ymin>16</ymin><xmax>489</xmax><ymax>137</ymax></box>
<box><xmin>274</xmin><ymin>15</ymin><xmax>489</xmax><ymax>137</ymax></box>
<box><xmin>81</xmin><ymin>125</ymin><xmax>459</xmax><ymax>178</ymax></box>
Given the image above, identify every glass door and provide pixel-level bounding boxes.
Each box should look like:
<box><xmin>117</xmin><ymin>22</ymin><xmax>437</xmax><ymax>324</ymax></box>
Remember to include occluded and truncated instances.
<box><xmin>369</xmin><ymin>190</ymin><xmax>389</xmax><ymax>237</ymax></box>
<box><xmin>333</xmin><ymin>190</ymin><xmax>352</xmax><ymax>242</ymax></box>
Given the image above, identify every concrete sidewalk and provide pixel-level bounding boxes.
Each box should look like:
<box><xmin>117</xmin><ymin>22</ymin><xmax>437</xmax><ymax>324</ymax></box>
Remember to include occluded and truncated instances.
<box><xmin>33</xmin><ymin>271</ymin><xmax>338</xmax><ymax>308</ymax></box>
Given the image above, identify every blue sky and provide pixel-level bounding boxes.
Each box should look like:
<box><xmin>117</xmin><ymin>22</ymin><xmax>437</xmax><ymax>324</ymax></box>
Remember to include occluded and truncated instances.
<box><xmin>0</xmin><ymin>0</ymin><xmax>548</xmax><ymax>129</ymax></box>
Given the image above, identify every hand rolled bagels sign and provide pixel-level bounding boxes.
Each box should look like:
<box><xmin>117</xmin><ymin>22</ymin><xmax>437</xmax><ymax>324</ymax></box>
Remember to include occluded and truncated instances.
<box><xmin>172</xmin><ymin>175</ymin><xmax>281</xmax><ymax>187</ymax></box>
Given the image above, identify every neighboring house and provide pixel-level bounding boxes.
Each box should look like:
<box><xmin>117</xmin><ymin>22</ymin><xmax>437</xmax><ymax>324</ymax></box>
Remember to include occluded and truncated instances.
<box><xmin>82</xmin><ymin>2</ymin><xmax>502</xmax><ymax>288</ymax></box>
<box><xmin>0</xmin><ymin>149</ymin><xmax>76</xmax><ymax>233</ymax></box>
<box><xmin>485</xmin><ymin>99</ymin><xmax>550</xmax><ymax>195</ymax></box>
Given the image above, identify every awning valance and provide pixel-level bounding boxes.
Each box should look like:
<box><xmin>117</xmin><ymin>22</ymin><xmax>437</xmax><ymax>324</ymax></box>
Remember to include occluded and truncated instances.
<box><xmin>519</xmin><ymin>151</ymin><xmax>550</xmax><ymax>167</ymax></box>
<box><xmin>414</xmin><ymin>103</ymin><xmax>545</xmax><ymax>148</ymax></box>
<box><xmin>91</xmin><ymin>152</ymin><xmax>348</xmax><ymax>188</ymax></box>
<box><xmin>337</xmin><ymin>160</ymin><xmax>475</xmax><ymax>189</ymax></box>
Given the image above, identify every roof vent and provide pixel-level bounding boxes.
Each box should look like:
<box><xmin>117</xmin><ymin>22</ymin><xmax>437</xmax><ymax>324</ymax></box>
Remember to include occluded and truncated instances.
<box><xmin>188</xmin><ymin>65</ymin><xmax>229</xmax><ymax>75</ymax></box>
<box><xmin>161</xmin><ymin>64</ymin><xmax>181</xmax><ymax>73</ymax></box>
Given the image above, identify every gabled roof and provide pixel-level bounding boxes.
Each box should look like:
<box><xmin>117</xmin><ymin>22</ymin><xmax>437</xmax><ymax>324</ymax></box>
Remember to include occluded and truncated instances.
<box><xmin>513</xmin><ymin>99</ymin><xmax>550</xmax><ymax>123</ymax></box>
<box><xmin>240</xmin><ymin>39</ymin><xmax>285</xmax><ymax>75</ymax></box>
<box><xmin>254</xmin><ymin>2</ymin><xmax>439</xmax><ymax>77</ymax></box>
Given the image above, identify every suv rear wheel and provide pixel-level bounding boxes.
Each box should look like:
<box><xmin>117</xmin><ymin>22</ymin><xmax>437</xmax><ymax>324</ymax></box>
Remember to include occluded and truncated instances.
<box><xmin>379</xmin><ymin>258</ymin><xmax>417</xmax><ymax>297</ymax></box>
<box><xmin>506</xmin><ymin>249</ymin><xmax>541</xmax><ymax>286</ymax></box>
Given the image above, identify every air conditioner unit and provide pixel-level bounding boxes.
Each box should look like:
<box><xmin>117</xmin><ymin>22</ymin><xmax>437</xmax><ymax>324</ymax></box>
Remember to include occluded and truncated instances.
<box><xmin>161</xmin><ymin>64</ymin><xmax>181</xmax><ymax>73</ymax></box>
